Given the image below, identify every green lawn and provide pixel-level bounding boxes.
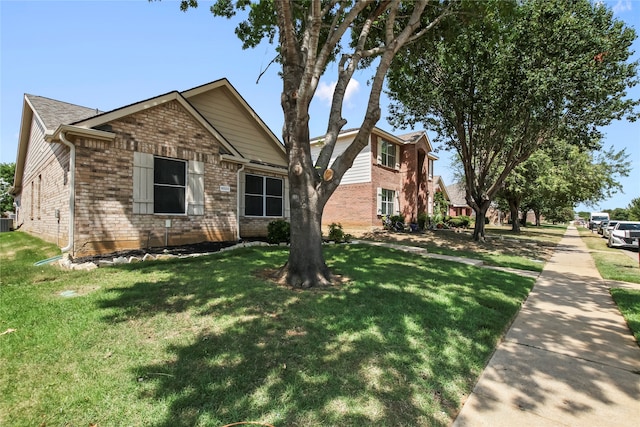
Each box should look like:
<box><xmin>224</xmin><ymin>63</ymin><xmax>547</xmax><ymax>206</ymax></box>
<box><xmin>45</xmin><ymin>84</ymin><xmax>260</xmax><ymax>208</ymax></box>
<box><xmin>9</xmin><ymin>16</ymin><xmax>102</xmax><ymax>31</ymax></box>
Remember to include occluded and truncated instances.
<box><xmin>578</xmin><ymin>227</ymin><xmax>640</xmax><ymax>284</ymax></box>
<box><xmin>1</xmin><ymin>231</ymin><xmax>535</xmax><ymax>427</ymax></box>
<box><xmin>577</xmin><ymin>226</ymin><xmax>640</xmax><ymax>343</ymax></box>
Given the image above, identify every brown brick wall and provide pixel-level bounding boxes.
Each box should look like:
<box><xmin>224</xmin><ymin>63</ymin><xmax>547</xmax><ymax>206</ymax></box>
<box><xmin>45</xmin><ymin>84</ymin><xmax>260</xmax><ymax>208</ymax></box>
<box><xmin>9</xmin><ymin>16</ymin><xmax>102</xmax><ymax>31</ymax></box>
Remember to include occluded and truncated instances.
<box><xmin>69</xmin><ymin>100</ymin><xmax>241</xmax><ymax>257</ymax></box>
<box><xmin>322</xmin><ymin>182</ymin><xmax>375</xmax><ymax>228</ymax></box>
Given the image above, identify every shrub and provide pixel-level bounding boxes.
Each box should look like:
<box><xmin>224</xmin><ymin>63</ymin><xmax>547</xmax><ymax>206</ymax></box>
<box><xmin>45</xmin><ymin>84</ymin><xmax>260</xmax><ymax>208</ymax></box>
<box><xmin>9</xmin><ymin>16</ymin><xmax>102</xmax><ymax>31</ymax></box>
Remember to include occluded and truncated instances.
<box><xmin>448</xmin><ymin>215</ymin><xmax>471</xmax><ymax>228</ymax></box>
<box><xmin>417</xmin><ymin>212</ymin><xmax>429</xmax><ymax>230</ymax></box>
<box><xmin>267</xmin><ymin>219</ymin><xmax>290</xmax><ymax>244</ymax></box>
<box><xmin>390</xmin><ymin>215</ymin><xmax>405</xmax><ymax>225</ymax></box>
<box><xmin>327</xmin><ymin>223</ymin><xmax>352</xmax><ymax>243</ymax></box>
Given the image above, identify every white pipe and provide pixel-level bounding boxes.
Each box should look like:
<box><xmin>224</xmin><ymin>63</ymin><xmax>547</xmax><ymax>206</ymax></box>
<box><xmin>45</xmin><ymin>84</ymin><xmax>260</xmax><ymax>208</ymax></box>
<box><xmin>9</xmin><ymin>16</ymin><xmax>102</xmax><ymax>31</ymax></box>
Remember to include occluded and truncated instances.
<box><xmin>236</xmin><ymin>164</ymin><xmax>245</xmax><ymax>241</ymax></box>
<box><xmin>59</xmin><ymin>131</ymin><xmax>75</xmax><ymax>253</ymax></box>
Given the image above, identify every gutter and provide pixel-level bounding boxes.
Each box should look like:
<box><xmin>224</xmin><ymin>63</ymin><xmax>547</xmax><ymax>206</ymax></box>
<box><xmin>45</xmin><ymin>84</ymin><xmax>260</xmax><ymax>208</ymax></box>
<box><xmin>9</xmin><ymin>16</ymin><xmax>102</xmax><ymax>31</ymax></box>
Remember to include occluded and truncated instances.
<box><xmin>58</xmin><ymin>131</ymin><xmax>75</xmax><ymax>253</ymax></box>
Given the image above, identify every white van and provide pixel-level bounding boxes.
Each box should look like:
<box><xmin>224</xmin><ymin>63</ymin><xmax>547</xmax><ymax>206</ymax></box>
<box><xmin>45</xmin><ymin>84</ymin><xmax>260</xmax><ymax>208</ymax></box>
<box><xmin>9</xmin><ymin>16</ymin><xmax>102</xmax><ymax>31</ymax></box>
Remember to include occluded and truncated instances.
<box><xmin>589</xmin><ymin>212</ymin><xmax>610</xmax><ymax>230</ymax></box>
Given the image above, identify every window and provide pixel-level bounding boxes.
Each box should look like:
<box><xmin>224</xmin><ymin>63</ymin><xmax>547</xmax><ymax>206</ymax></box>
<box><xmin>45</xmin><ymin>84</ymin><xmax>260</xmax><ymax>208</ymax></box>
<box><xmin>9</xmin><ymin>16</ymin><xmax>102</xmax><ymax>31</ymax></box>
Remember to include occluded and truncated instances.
<box><xmin>380</xmin><ymin>140</ymin><xmax>397</xmax><ymax>168</ymax></box>
<box><xmin>428</xmin><ymin>158</ymin><xmax>434</xmax><ymax>179</ymax></box>
<box><xmin>37</xmin><ymin>175</ymin><xmax>42</xmax><ymax>219</ymax></box>
<box><xmin>380</xmin><ymin>188</ymin><xmax>395</xmax><ymax>216</ymax></box>
<box><xmin>245</xmin><ymin>174</ymin><xmax>283</xmax><ymax>217</ymax></box>
<box><xmin>133</xmin><ymin>152</ymin><xmax>204</xmax><ymax>215</ymax></box>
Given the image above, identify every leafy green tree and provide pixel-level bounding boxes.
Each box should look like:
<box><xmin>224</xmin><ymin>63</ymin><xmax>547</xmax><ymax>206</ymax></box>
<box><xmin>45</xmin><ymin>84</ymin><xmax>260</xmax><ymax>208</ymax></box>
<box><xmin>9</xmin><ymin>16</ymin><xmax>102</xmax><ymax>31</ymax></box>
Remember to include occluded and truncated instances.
<box><xmin>175</xmin><ymin>1</ymin><xmax>451</xmax><ymax>287</ymax></box>
<box><xmin>0</xmin><ymin>163</ymin><xmax>16</xmax><ymax>215</ymax></box>
<box><xmin>608</xmin><ymin>208</ymin><xmax>629</xmax><ymax>221</ymax></box>
<box><xmin>628</xmin><ymin>197</ymin><xmax>640</xmax><ymax>221</ymax></box>
<box><xmin>501</xmin><ymin>141</ymin><xmax>630</xmax><ymax>229</ymax></box>
<box><xmin>387</xmin><ymin>0</ymin><xmax>639</xmax><ymax>241</ymax></box>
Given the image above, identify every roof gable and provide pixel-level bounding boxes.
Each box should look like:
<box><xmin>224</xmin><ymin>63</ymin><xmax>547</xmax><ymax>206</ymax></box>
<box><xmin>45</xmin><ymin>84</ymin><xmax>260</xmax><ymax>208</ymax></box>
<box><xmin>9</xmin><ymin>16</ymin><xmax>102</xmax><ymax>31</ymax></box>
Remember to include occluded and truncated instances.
<box><xmin>73</xmin><ymin>91</ymin><xmax>244</xmax><ymax>159</ymax></box>
<box><xmin>182</xmin><ymin>78</ymin><xmax>286</xmax><ymax>166</ymax></box>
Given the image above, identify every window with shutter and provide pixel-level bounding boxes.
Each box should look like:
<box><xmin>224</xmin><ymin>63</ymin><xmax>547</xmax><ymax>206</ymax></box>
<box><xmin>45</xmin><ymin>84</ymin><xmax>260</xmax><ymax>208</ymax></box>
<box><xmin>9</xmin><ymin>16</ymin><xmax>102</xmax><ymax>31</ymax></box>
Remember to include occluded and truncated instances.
<box><xmin>133</xmin><ymin>153</ymin><xmax>201</xmax><ymax>215</ymax></box>
<box><xmin>379</xmin><ymin>140</ymin><xmax>398</xmax><ymax>169</ymax></box>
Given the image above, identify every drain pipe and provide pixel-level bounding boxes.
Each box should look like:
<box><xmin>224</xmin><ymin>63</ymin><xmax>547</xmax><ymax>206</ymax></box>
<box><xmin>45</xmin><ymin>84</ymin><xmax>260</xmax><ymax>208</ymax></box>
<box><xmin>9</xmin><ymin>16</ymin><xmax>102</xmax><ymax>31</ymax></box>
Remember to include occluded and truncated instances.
<box><xmin>236</xmin><ymin>164</ymin><xmax>245</xmax><ymax>241</ymax></box>
<box><xmin>59</xmin><ymin>131</ymin><xmax>75</xmax><ymax>253</ymax></box>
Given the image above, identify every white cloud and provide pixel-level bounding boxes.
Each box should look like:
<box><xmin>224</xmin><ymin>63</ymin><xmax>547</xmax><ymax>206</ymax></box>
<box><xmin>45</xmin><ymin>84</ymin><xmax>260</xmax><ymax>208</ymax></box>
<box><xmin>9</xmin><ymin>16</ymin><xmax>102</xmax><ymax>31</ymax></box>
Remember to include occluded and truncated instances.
<box><xmin>315</xmin><ymin>79</ymin><xmax>361</xmax><ymax>107</ymax></box>
<box><xmin>612</xmin><ymin>0</ymin><xmax>632</xmax><ymax>14</ymax></box>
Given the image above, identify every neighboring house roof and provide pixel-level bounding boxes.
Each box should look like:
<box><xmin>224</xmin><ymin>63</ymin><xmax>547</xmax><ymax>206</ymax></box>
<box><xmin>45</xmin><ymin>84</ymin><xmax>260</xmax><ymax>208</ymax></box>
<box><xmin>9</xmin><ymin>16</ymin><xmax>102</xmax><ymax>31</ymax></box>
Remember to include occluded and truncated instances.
<box><xmin>311</xmin><ymin>127</ymin><xmax>436</xmax><ymax>154</ymax></box>
<box><xmin>446</xmin><ymin>182</ymin><xmax>470</xmax><ymax>207</ymax></box>
<box><xmin>433</xmin><ymin>175</ymin><xmax>450</xmax><ymax>201</ymax></box>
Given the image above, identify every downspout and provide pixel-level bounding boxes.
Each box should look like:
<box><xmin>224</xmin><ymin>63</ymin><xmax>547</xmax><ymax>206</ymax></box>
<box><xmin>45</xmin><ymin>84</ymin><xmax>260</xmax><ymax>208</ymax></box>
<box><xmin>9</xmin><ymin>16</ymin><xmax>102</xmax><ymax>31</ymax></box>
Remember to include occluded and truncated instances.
<box><xmin>236</xmin><ymin>164</ymin><xmax>245</xmax><ymax>241</ymax></box>
<box><xmin>59</xmin><ymin>131</ymin><xmax>75</xmax><ymax>253</ymax></box>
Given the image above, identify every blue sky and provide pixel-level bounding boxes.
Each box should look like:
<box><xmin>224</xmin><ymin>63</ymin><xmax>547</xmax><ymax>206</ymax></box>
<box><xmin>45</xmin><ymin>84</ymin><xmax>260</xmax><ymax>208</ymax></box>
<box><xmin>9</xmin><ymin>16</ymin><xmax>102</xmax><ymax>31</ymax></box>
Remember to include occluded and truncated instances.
<box><xmin>1</xmin><ymin>0</ymin><xmax>638</xmax><ymax>212</ymax></box>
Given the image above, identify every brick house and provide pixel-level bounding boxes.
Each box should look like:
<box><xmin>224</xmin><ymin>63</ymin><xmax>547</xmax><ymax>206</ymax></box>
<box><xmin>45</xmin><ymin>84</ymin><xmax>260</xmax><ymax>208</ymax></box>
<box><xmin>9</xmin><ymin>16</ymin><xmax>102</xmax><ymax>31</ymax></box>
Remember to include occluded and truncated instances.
<box><xmin>310</xmin><ymin>128</ymin><xmax>438</xmax><ymax>231</ymax></box>
<box><xmin>445</xmin><ymin>182</ymin><xmax>474</xmax><ymax>217</ymax></box>
<box><xmin>11</xmin><ymin>79</ymin><xmax>289</xmax><ymax>258</ymax></box>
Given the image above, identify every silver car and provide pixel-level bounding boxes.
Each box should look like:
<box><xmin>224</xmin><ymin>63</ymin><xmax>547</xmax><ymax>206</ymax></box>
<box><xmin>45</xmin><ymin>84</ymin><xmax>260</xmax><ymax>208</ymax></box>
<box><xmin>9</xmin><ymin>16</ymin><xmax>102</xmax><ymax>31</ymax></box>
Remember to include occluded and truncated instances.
<box><xmin>608</xmin><ymin>221</ymin><xmax>640</xmax><ymax>249</ymax></box>
<box><xmin>602</xmin><ymin>221</ymin><xmax>618</xmax><ymax>239</ymax></box>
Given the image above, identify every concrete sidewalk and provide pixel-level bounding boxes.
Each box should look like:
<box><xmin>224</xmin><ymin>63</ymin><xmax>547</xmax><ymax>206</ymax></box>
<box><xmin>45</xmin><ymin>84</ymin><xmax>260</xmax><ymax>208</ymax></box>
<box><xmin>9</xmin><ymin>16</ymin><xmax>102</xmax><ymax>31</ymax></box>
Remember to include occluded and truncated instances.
<box><xmin>452</xmin><ymin>226</ymin><xmax>640</xmax><ymax>426</ymax></box>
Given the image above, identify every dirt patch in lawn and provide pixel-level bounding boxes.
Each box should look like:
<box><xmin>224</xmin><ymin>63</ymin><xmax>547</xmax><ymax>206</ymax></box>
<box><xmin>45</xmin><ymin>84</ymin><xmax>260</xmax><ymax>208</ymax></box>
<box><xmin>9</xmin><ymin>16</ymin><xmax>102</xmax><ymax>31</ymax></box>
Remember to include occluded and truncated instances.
<box><xmin>357</xmin><ymin>227</ymin><xmax>557</xmax><ymax>263</ymax></box>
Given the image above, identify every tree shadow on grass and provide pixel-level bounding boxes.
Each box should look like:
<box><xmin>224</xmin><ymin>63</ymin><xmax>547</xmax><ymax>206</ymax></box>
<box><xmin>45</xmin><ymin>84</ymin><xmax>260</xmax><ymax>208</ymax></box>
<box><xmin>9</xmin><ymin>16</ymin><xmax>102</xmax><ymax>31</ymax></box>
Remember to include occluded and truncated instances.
<box><xmin>98</xmin><ymin>245</ymin><xmax>534</xmax><ymax>426</ymax></box>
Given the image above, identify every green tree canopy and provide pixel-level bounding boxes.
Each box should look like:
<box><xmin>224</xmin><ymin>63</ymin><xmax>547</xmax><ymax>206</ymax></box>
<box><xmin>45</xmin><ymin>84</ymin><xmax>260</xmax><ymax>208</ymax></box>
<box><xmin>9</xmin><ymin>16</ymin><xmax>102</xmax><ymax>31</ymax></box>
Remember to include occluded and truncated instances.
<box><xmin>387</xmin><ymin>0</ymin><xmax>639</xmax><ymax>240</ymax></box>
<box><xmin>0</xmin><ymin>162</ymin><xmax>16</xmax><ymax>215</ymax></box>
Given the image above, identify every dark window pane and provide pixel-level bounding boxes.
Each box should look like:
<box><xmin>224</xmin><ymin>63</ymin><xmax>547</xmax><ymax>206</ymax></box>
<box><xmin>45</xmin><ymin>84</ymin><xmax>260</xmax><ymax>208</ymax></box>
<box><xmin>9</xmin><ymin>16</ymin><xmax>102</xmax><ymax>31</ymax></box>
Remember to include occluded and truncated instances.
<box><xmin>245</xmin><ymin>195</ymin><xmax>263</xmax><ymax>216</ymax></box>
<box><xmin>246</xmin><ymin>175</ymin><xmax>263</xmax><ymax>195</ymax></box>
<box><xmin>155</xmin><ymin>158</ymin><xmax>185</xmax><ymax>185</ymax></box>
<box><xmin>266</xmin><ymin>178</ymin><xmax>282</xmax><ymax>196</ymax></box>
<box><xmin>266</xmin><ymin>197</ymin><xmax>283</xmax><ymax>216</ymax></box>
<box><xmin>154</xmin><ymin>187</ymin><xmax>185</xmax><ymax>214</ymax></box>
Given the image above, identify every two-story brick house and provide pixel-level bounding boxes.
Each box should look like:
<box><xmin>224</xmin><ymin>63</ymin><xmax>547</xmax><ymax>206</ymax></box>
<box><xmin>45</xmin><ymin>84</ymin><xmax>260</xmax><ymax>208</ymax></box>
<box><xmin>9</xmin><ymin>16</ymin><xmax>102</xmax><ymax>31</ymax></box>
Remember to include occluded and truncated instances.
<box><xmin>11</xmin><ymin>79</ymin><xmax>289</xmax><ymax>258</ymax></box>
<box><xmin>310</xmin><ymin>128</ymin><xmax>438</xmax><ymax>231</ymax></box>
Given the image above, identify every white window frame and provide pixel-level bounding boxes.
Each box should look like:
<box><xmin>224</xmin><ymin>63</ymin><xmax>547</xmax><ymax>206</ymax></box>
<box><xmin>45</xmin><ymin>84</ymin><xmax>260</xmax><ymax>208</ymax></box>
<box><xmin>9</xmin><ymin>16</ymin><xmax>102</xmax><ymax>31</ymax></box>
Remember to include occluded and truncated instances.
<box><xmin>377</xmin><ymin>187</ymin><xmax>397</xmax><ymax>216</ymax></box>
<box><xmin>244</xmin><ymin>174</ymin><xmax>284</xmax><ymax>217</ymax></box>
<box><xmin>380</xmin><ymin>140</ymin><xmax>397</xmax><ymax>168</ymax></box>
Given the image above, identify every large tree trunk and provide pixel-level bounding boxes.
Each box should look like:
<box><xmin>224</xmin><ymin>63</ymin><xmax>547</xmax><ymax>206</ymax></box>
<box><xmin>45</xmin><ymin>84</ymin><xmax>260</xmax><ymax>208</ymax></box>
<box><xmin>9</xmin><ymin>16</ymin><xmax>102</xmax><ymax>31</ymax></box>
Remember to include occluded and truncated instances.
<box><xmin>285</xmin><ymin>182</ymin><xmax>331</xmax><ymax>288</ymax></box>
<box><xmin>508</xmin><ymin>198</ymin><xmax>521</xmax><ymax>233</ymax></box>
<box><xmin>472</xmin><ymin>199</ymin><xmax>492</xmax><ymax>241</ymax></box>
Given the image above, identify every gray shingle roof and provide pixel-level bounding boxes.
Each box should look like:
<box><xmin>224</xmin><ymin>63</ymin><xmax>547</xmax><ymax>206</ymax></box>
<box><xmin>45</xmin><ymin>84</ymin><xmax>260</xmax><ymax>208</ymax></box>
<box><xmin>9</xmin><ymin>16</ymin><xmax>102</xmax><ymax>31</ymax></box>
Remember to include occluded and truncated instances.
<box><xmin>446</xmin><ymin>182</ymin><xmax>469</xmax><ymax>207</ymax></box>
<box><xmin>25</xmin><ymin>94</ymin><xmax>101</xmax><ymax>131</ymax></box>
<box><xmin>396</xmin><ymin>131</ymin><xmax>425</xmax><ymax>144</ymax></box>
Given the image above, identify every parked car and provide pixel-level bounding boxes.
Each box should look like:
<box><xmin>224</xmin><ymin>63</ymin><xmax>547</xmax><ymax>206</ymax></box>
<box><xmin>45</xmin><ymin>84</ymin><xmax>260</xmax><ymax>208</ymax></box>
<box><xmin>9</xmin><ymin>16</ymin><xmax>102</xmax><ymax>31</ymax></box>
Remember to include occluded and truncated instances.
<box><xmin>602</xmin><ymin>221</ymin><xmax>619</xmax><ymax>239</ymax></box>
<box><xmin>607</xmin><ymin>221</ymin><xmax>640</xmax><ymax>249</ymax></box>
<box><xmin>597</xmin><ymin>220</ymin><xmax>609</xmax><ymax>235</ymax></box>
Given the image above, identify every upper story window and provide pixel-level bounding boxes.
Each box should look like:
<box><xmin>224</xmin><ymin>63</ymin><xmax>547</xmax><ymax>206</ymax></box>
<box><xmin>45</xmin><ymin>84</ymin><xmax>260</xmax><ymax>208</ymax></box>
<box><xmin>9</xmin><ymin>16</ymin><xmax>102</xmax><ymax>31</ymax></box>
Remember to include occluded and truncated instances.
<box><xmin>428</xmin><ymin>158</ymin><xmax>434</xmax><ymax>180</ymax></box>
<box><xmin>245</xmin><ymin>174</ymin><xmax>283</xmax><ymax>217</ymax></box>
<box><xmin>380</xmin><ymin>140</ymin><xmax>397</xmax><ymax>168</ymax></box>
<box><xmin>154</xmin><ymin>157</ymin><xmax>187</xmax><ymax>214</ymax></box>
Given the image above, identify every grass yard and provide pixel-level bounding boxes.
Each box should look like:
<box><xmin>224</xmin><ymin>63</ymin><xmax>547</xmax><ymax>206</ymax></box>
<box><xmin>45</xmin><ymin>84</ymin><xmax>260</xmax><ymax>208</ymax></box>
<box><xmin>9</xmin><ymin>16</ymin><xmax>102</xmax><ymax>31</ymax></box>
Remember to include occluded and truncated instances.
<box><xmin>578</xmin><ymin>227</ymin><xmax>640</xmax><ymax>284</ymax></box>
<box><xmin>359</xmin><ymin>224</ymin><xmax>566</xmax><ymax>272</ymax></box>
<box><xmin>610</xmin><ymin>288</ymin><xmax>640</xmax><ymax>343</ymax></box>
<box><xmin>0</xmin><ymin>231</ymin><xmax>536</xmax><ymax>427</ymax></box>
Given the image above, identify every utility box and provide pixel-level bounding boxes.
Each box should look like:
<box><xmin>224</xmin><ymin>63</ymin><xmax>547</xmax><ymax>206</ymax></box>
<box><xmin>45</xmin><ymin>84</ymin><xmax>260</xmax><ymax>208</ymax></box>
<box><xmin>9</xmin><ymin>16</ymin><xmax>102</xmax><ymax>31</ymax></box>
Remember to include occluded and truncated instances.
<box><xmin>0</xmin><ymin>218</ymin><xmax>13</xmax><ymax>232</ymax></box>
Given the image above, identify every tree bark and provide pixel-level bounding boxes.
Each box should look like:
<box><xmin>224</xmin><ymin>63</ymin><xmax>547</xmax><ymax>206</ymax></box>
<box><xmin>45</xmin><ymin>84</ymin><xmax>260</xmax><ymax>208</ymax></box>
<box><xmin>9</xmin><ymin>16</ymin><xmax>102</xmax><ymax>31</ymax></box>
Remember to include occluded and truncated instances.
<box><xmin>285</xmin><ymin>178</ymin><xmax>331</xmax><ymax>288</ymax></box>
<box><xmin>471</xmin><ymin>199</ymin><xmax>492</xmax><ymax>241</ymax></box>
<box><xmin>508</xmin><ymin>198</ymin><xmax>521</xmax><ymax>233</ymax></box>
